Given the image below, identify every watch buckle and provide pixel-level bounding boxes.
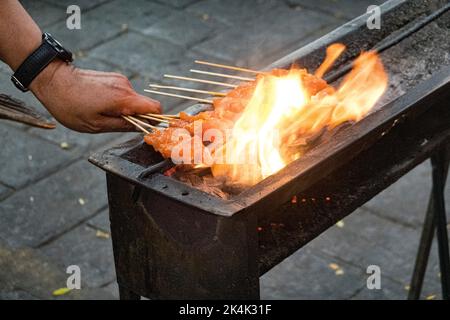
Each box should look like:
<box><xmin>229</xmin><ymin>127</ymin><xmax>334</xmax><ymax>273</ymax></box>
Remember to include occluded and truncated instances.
<box><xmin>11</xmin><ymin>75</ymin><xmax>29</xmax><ymax>92</ymax></box>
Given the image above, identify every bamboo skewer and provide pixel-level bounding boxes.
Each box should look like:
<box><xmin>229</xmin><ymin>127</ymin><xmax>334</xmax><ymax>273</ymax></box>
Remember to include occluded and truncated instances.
<box><xmin>189</xmin><ymin>69</ymin><xmax>254</xmax><ymax>82</ymax></box>
<box><xmin>138</xmin><ymin>114</ymin><xmax>170</xmax><ymax>123</ymax></box>
<box><xmin>194</xmin><ymin>60</ymin><xmax>262</xmax><ymax>75</ymax></box>
<box><xmin>147</xmin><ymin>113</ymin><xmax>179</xmax><ymax>118</ymax></box>
<box><xmin>127</xmin><ymin>115</ymin><xmax>159</xmax><ymax>130</ymax></box>
<box><xmin>164</xmin><ymin>74</ymin><xmax>237</xmax><ymax>88</ymax></box>
<box><xmin>144</xmin><ymin>89</ymin><xmax>214</xmax><ymax>104</ymax></box>
<box><xmin>147</xmin><ymin>113</ymin><xmax>180</xmax><ymax>120</ymax></box>
<box><xmin>149</xmin><ymin>84</ymin><xmax>226</xmax><ymax>97</ymax></box>
<box><xmin>122</xmin><ymin>115</ymin><xmax>150</xmax><ymax>134</ymax></box>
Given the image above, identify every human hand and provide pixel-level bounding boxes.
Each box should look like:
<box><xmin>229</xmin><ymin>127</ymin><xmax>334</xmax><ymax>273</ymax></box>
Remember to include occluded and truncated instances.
<box><xmin>30</xmin><ymin>61</ymin><xmax>161</xmax><ymax>133</ymax></box>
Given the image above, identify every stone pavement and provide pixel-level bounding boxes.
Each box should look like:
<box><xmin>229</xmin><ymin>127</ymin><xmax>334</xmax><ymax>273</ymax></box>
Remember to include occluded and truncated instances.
<box><xmin>0</xmin><ymin>0</ymin><xmax>448</xmax><ymax>300</ymax></box>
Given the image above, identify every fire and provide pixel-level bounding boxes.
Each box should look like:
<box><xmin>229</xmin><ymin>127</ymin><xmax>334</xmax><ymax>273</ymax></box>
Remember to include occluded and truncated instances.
<box><xmin>212</xmin><ymin>44</ymin><xmax>388</xmax><ymax>185</ymax></box>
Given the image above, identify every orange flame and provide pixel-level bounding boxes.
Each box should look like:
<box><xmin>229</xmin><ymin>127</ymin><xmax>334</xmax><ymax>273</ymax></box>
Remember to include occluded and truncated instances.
<box><xmin>315</xmin><ymin>43</ymin><xmax>346</xmax><ymax>78</ymax></box>
<box><xmin>212</xmin><ymin>44</ymin><xmax>388</xmax><ymax>185</ymax></box>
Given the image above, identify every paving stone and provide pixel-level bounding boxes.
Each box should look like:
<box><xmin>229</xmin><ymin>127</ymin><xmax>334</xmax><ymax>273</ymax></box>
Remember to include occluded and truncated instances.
<box><xmin>351</xmin><ymin>279</ymin><xmax>406</xmax><ymax>300</ymax></box>
<box><xmin>46</xmin><ymin>15</ymin><xmax>125</xmax><ymax>52</ymax></box>
<box><xmin>0</xmin><ymin>183</ymin><xmax>13</xmax><ymax>201</ymax></box>
<box><xmin>0</xmin><ymin>71</ymin><xmax>50</xmax><ymax>117</ymax></box>
<box><xmin>141</xmin><ymin>10</ymin><xmax>226</xmax><ymax>48</ymax></box>
<box><xmin>0</xmin><ymin>125</ymin><xmax>75</xmax><ymax>189</ymax></box>
<box><xmin>308</xmin><ymin>208</ymin><xmax>443</xmax><ymax>296</ymax></box>
<box><xmin>260</xmin><ymin>247</ymin><xmax>363</xmax><ymax>299</ymax></box>
<box><xmin>285</xmin><ymin>0</ymin><xmax>387</xmax><ymax>20</ymax></box>
<box><xmin>0</xmin><ymin>61</ymin><xmax>10</xmax><ymax>74</ymax></box>
<box><xmin>0</xmin><ymin>239</ymin><xmax>115</xmax><ymax>299</ymax></box>
<box><xmin>90</xmin><ymin>32</ymin><xmax>187</xmax><ymax>79</ymax></box>
<box><xmin>153</xmin><ymin>0</ymin><xmax>200</xmax><ymax>9</ymax></box>
<box><xmin>88</xmin><ymin>31</ymin><xmax>232</xmax><ymax>88</ymax></box>
<box><xmin>102</xmin><ymin>280</ymin><xmax>119</xmax><ymax>299</ymax></box>
<box><xmin>87</xmin><ymin>209</ymin><xmax>111</xmax><ymax>233</ymax></box>
<box><xmin>0</xmin><ymin>286</ymin><xmax>39</xmax><ymax>300</ymax></box>
<box><xmin>0</xmin><ymin>120</ymin><xmax>26</xmax><ymax>135</ymax></box>
<box><xmin>0</xmin><ymin>160</ymin><xmax>107</xmax><ymax>247</ymax></box>
<box><xmin>418</xmin><ymin>239</ymin><xmax>445</xmax><ymax>300</ymax></box>
<box><xmin>0</xmin><ymin>58</ymin><xmax>32</xmax><ymax>118</ymax></box>
<box><xmin>364</xmin><ymin>161</ymin><xmax>435</xmax><ymax>228</ymax></box>
<box><xmin>130</xmin><ymin>75</ymin><xmax>186</xmax><ymax>113</ymax></box>
<box><xmin>28</xmin><ymin>123</ymin><xmax>129</xmax><ymax>155</ymax></box>
<box><xmin>187</xmin><ymin>0</ymin><xmax>279</xmax><ymax>26</ymax></box>
<box><xmin>42</xmin><ymin>0</ymin><xmax>112</xmax><ymax>11</ymax></box>
<box><xmin>74</xmin><ymin>56</ymin><xmax>134</xmax><ymax>77</ymax></box>
<box><xmin>92</xmin><ymin>132</ymin><xmax>139</xmax><ymax>153</ymax></box>
<box><xmin>84</xmin><ymin>0</ymin><xmax>173</xmax><ymax>32</ymax></box>
<box><xmin>0</xmin><ymin>118</ymin><xmax>29</xmax><ymax>132</ymax></box>
<box><xmin>40</xmin><ymin>224</ymin><xmax>115</xmax><ymax>287</ymax></box>
<box><xmin>192</xmin><ymin>5</ymin><xmax>340</xmax><ymax>68</ymax></box>
<box><xmin>21</xmin><ymin>0</ymin><xmax>67</xmax><ymax>28</ymax></box>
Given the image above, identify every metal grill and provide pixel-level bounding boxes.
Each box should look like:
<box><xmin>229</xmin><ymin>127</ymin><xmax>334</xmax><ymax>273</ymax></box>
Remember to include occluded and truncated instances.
<box><xmin>90</xmin><ymin>0</ymin><xmax>450</xmax><ymax>299</ymax></box>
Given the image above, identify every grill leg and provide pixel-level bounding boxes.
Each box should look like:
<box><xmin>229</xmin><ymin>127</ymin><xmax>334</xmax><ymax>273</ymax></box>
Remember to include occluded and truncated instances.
<box><xmin>408</xmin><ymin>195</ymin><xmax>436</xmax><ymax>299</ymax></box>
<box><xmin>432</xmin><ymin>148</ymin><xmax>450</xmax><ymax>299</ymax></box>
<box><xmin>408</xmin><ymin>146</ymin><xmax>449</xmax><ymax>300</ymax></box>
<box><xmin>118</xmin><ymin>284</ymin><xmax>141</xmax><ymax>300</ymax></box>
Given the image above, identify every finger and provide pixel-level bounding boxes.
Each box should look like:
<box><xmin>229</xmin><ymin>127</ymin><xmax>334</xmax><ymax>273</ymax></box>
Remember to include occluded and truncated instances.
<box><xmin>120</xmin><ymin>94</ymin><xmax>162</xmax><ymax>115</ymax></box>
<box><xmin>96</xmin><ymin>116</ymin><xmax>141</xmax><ymax>133</ymax></box>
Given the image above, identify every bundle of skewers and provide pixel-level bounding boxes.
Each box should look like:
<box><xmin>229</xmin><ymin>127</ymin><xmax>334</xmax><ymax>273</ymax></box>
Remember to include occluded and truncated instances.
<box><xmin>122</xmin><ymin>58</ymin><xmax>333</xmax><ymax>160</ymax></box>
<box><xmin>121</xmin><ymin>59</ymin><xmax>262</xmax><ymax>135</ymax></box>
<box><xmin>121</xmin><ymin>55</ymin><xmax>341</xmax><ymax>196</ymax></box>
<box><xmin>123</xmin><ymin>40</ymin><xmax>388</xmax><ymax>193</ymax></box>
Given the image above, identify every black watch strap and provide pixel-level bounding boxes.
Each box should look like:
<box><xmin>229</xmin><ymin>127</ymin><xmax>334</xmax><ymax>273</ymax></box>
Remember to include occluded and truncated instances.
<box><xmin>11</xmin><ymin>33</ymin><xmax>73</xmax><ymax>92</ymax></box>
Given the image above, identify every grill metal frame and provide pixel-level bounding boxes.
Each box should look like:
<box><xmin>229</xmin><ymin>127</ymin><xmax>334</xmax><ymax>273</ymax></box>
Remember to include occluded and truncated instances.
<box><xmin>89</xmin><ymin>0</ymin><xmax>450</xmax><ymax>299</ymax></box>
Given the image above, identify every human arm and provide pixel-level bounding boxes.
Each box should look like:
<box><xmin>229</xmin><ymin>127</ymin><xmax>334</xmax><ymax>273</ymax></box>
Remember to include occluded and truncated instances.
<box><xmin>0</xmin><ymin>0</ymin><xmax>160</xmax><ymax>132</ymax></box>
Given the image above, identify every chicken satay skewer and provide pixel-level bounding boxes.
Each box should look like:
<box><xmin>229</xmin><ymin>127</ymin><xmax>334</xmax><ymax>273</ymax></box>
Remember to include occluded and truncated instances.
<box><xmin>144</xmin><ymin>89</ymin><xmax>214</xmax><ymax>104</ymax></box>
<box><xmin>138</xmin><ymin>114</ymin><xmax>171</xmax><ymax>123</ymax></box>
<box><xmin>146</xmin><ymin>113</ymin><xmax>180</xmax><ymax>120</ymax></box>
<box><xmin>148</xmin><ymin>113</ymin><xmax>179</xmax><ymax>118</ymax></box>
<box><xmin>127</xmin><ymin>115</ymin><xmax>160</xmax><ymax>131</ymax></box>
<box><xmin>189</xmin><ymin>69</ymin><xmax>254</xmax><ymax>82</ymax></box>
<box><xmin>194</xmin><ymin>60</ymin><xmax>262</xmax><ymax>75</ymax></box>
<box><xmin>149</xmin><ymin>84</ymin><xmax>227</xmax><ymax>97</ymax></box>
<box><xmin>122</xmin><ymin>115</ymin><xmax>150</xmax><ymax>134</ymax></box>
<box><xmin>164</xmin><ymin>75</ymin><xmax>237</xmax><ymax>88</ymax></box>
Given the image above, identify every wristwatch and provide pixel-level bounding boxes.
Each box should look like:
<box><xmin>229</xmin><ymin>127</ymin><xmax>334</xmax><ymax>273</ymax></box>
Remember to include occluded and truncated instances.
<box><xmin>11</xmin><ymin>33</ymin><xmax>73</xmax><ymax>92</ymax></box>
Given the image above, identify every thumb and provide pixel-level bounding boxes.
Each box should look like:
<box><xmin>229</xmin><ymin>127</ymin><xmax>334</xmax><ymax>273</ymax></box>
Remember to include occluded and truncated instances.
<box><xmin>120</xmin><ymin>94</ymin><xmax>162</xmax><ymax>115</ymax></box>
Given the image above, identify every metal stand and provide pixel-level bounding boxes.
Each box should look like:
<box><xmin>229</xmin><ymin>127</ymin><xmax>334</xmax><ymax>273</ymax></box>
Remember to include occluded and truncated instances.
<box><xmin>118</xmin><ymin>284</ymin><xmax>141</xmax><ymax>300</ymax></box>
<box><xmin>409</xmin><ymin>146</ymin><xmax>450</xmax><ymax>300</ymax></box>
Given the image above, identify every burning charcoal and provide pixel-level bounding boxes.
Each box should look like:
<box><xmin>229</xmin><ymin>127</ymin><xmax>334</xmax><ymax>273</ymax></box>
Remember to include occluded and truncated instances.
<box><xmin>201</xmin><ymin>184</ymin><xmax>229</xmax><ymax>200</ymax></box>
<box><xmin>222</xmin><ymin>182</ymin><xmax>248</xmax><ymax>195</ymax></box>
